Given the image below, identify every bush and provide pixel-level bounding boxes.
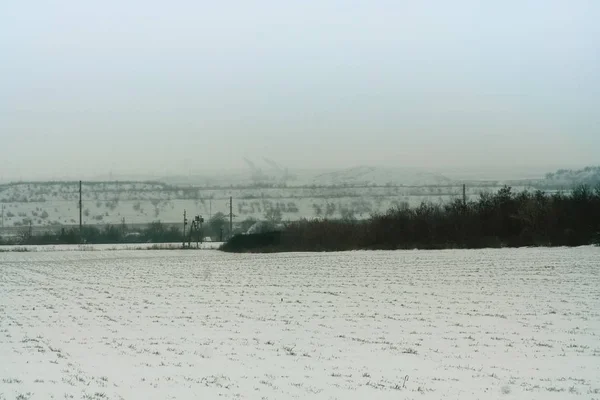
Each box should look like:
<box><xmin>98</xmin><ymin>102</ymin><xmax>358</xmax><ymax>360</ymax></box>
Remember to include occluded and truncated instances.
<box><xmin>3</xmin><ymin>222</ymin><xmax>183</xmax><ymax>246</ymax></box>
<box><xmin>222</xmin><ymin>185</ymin><xmax>600</xmax><ymax>252</ymax></box>
<box><xmin>220</xmin><ymin>232</ymin><xmax>282</xmax><ymax>252</ymax></box>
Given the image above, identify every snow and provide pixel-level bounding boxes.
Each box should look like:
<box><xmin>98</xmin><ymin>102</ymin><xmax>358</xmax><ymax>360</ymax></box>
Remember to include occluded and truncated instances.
<box><xmin>1</xmin><ymin>247</ymin><xmax>599</xmax><ymax>399</ymax></box>
<box><xmin>0</xmin><ymin>181</ymin><xmax>519</xmax><ymax>228</ymax></box>
<box><xmin>0</xmin><ymin>242</ymin><xmax>223</xmax><ymax>252</ymax></box>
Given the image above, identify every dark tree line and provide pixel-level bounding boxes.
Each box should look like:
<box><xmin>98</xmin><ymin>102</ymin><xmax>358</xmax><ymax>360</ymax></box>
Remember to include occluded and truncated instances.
<box><xmin>1</xmin><ymin>222</ymin><xmax>184</xmax><ymax>246</ymax></box>
<box><xmin>0</xmin><ymin>213</ymin><xmax>246</xmax><ymax>246</ymax></box>
<box><xmin>222</xmin><ymin>185</ymin><xmax>600</xmax><ymax>252</ymax></box>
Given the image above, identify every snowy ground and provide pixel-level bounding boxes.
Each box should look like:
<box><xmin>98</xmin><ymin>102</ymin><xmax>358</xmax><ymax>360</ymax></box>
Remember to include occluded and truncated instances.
<box><xmin>0</xmin><ymin>180</ymin><xmax>516</xmax><ymax>228</ymax></box>
<box><xmin>1</xmin><ymin>247</ymin><xmax>599</xmax><ymax>399</ymax></box>
<box><xmin>0</xmin><ymin>242</ymin><xmax>223</xmax><ymax>253</ymax></box>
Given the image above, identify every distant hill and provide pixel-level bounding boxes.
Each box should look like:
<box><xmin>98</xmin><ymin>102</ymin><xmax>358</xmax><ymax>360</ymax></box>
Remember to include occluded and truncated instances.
<box><xmin>543</xmin><ymin>166</ymin><xmax>600</xmax><ymax>187</ymax></box>
<box><xmin>161</xmin><ymin>165</ymin><xmax>452</xmax><ymax>187</ymax></box>
<box><xmin>310</xmin><ymin>166</ymin><xmax>451</xmax><ymax>186</ymax></box>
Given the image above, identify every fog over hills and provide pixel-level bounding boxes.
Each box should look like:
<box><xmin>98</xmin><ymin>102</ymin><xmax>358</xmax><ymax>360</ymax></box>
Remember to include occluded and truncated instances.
<box><xmin>2</xmin><ymin>161</ymin><xmax>589</xmax><ymax>187</ymax></box>
<box><xmin>2</xmin><ymin>3</ymin><xmax>599</xmax><ymax>187</ymax></box>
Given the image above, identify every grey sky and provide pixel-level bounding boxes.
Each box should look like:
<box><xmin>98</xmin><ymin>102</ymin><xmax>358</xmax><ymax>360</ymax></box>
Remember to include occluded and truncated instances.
<box><xmin>1</xmin><ymin>1</ymin><xmax>599</xmax><ymax>180</ymax></box>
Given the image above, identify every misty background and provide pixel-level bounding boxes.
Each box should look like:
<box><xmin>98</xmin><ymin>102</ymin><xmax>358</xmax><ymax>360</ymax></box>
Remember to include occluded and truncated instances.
<box><xmin>1</xmin><ymin>1</ymin><xmax>599</xmax><ymax>181</ymax></box>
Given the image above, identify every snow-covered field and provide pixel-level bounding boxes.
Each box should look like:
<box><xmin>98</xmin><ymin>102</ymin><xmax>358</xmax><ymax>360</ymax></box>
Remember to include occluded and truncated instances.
<box><xmin>0</xmin><ymin>191</ymin><xmax>475</xmax><ymax>227</ymax></box>
<box><xmin>1</xmin><ymin>247</ymin><xmax>599</xmax><ymax>399</ymax></box>
<box><xmin>0</xmin><ymin>242</ymin><xmax>223</xmax><ymax>253</ymax></box>
<box><xmin>0</xmin><ymin>180</ymin><xmax>518</xmax><ymax>228</ymax></box>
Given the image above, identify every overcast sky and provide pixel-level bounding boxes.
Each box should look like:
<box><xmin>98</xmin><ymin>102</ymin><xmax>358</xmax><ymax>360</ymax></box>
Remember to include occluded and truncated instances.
<box><xmin>1</xmin><ymin>1</ymin><xmax>599</xmax><ymax>180</ymax></box>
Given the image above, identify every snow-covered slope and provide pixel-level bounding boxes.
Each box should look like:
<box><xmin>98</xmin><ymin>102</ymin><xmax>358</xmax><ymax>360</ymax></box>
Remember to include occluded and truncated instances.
<box><xmin>0</xmin><ymin>180</ymin><xmax>494</xmax><ymax>229</ymax></box>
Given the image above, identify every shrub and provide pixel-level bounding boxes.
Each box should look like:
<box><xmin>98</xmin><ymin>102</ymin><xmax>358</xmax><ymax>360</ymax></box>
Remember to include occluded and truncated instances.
<box><xmin>222</xmin><ymin>185</ymin><xmax>600</xmax><ymax>252</ymax></box>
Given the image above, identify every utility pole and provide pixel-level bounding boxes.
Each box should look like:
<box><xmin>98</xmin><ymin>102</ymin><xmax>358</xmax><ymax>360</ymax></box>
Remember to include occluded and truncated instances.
<box><xmin>79</xmin><ymin>180</ymin><xmax>83</xmax><ymax>241</ymax></box>
<box><xmin>183</xmin><ymin>210</ymin><xmax>187</xmax><ymax>248</ymax></box>
<box><xmin>229</xmin><ymin>196</ymin><xmax>233</xmax><ymax>237</ymax></box>
<box><xmin>1</xmin><ymin>204</ymin><xmax>4</xmax><ymax>229</ymax></box>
